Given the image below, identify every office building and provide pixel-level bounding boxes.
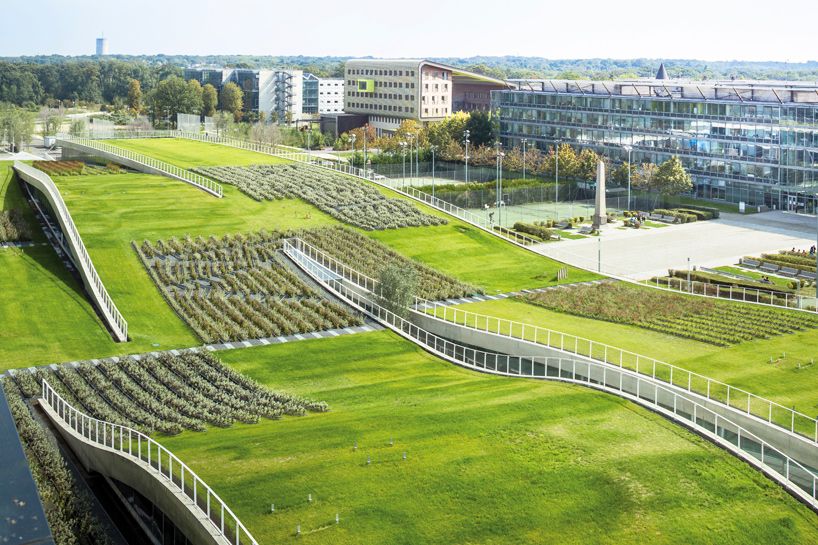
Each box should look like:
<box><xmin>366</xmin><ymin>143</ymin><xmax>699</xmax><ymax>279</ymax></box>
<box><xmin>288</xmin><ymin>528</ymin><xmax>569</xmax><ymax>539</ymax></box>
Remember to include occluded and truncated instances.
<box><xmin>303</xmin><ymin>75</ymin><xmax>344</xmax><ymax>116</ymax></box>
<box><xmin>493</xmin><ymin>75</ymin><xmax>818</xmax><ymax>209</ymax></box>
<box><xmin>344</xmin><ymin>59</ymin><xmax>509</xmax><ymax>135</ymax></box>
<box><xmin>184</xmin><ymin>68</ymin><xmax>345</xmax><ymax>122</ymax></box>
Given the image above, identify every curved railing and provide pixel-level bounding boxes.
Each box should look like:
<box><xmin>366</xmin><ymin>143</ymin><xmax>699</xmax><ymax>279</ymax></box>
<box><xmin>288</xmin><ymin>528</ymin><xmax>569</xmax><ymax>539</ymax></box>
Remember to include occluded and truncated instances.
<box><xmin>13</xmin><ymin>162</ymin><xmax>128</xmax><ymax>342</ymax></box>
<box><xmin>56</xmin><ymin>136</ymin><xmax>223</xmax><ymax>198</ymax></box>
<box><xmin>283</xmin><ymin>237</ymin><xmax>818</xmax><ymax>446</ymax></box>
<box><xmin>282</xmin><ymin>239</ymin><xmax>818</xmax><ymax>510</ymax></box>
<box><xmin>41</xmin><ymin>379</ymin><xmax>258</xmax><ymax>545</ymax></box>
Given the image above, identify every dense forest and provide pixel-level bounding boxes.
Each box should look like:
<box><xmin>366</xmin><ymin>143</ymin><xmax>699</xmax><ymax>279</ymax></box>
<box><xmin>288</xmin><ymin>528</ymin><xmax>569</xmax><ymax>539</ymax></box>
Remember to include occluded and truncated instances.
<box><xmin>1</xmin><ymin>55</ymin><xmax>817</xmax><ymax>107</ymax></box>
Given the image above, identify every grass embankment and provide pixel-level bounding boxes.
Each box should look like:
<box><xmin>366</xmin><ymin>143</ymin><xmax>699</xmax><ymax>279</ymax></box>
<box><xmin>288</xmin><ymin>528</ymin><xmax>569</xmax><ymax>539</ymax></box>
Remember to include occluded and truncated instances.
<box><xmin>160</xmin><ymin>331</ymin><xmax>818</xmax><ymax>545</ymax></box>
<box><xmin>111</xmin><ymin>138</ymin><xmax>290</xmax><ymax>168</ymax></box>
<box><xmin>437</xmin><ymin>297</ymin><xmax>818</xmax><ymax>419</ymax></box>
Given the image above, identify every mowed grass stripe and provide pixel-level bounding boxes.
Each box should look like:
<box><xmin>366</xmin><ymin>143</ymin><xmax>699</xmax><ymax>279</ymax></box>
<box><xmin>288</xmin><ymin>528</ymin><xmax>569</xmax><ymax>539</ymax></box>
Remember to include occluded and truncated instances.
<box><xmin>159</xmin><ymin>331</ymin><xmax>818</xmax><ymax>545</ymax></box>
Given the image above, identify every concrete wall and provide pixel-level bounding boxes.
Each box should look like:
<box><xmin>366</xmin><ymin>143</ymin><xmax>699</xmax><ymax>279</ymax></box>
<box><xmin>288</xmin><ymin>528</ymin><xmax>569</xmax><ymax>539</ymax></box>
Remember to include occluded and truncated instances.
<box><xmin>40</xmin><ymin>401</ymin><xmax>232</xmax><ymax>545</ymax></box>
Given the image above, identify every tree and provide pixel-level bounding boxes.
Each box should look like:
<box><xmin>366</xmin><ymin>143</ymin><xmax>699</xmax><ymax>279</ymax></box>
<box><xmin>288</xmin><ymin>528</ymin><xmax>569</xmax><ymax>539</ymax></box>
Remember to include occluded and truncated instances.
<box><xmin>251</xmin><ymin>122</ymin><xmax>281</xmax><ymax>146</ymax></box>
<box><xmin>465</xmin><ymin>110</ymin><xmax>496</xmax><ymax>147</ymax></box>
<box><xmin>576</xmin><ymin>148</ymin><xmax>601</xmax><ymax>180</ymax></box>
<box><xmin>68</xmin><ymin>118</ymin><xmax>86</xmax><ymax>137</ymax></box>
<box><xmin>631</xmin><ymin>163</ymin><xmax>658</xmax><ymax>191</ymax></box>
<box><xmin>610</xmin><ymin>162</ymin><xmax>631</xmax><ymax>186</ymax></box>
<box><xmin>127</xmin><ymin>79</ymin><xmax>142</xmax><ymax>115</ymax></box>
<box><xmin>213</xmin><ymin>111</ymin><xmax>233</xmax><ymax>136</ymax></box>
<box><xmin>202</xmin><ymin>84</ymin><xmax>217</xmax><ymax>117</ymax></box>
<box><xmin>0</xmin><ymin>105</ymin><xmax>36</xmax><ymax>152</ymax></box>
<box><xmin>186</xmin><ymin>79</ymin><xmax>204</xmax><ymax>115</ymax></box>
<box><xmin>148</xmin><ymin>76</ymin><xmax>201</xmax><ymax>126</ymax></box>
<box><xmin>219</xmin><ymin>82</ymin><xmax>244</xmax><ymax>121</ymax></box>
<box><xmin>39</xmin><ymin>106</ymin><xmax>64</xmax><ymax>137</ymax></box>
<box><xmin>377</xmin><ymin>264</ymin><xmax>417</xmax><ymax>318</ymax></box>
<box><xmin>653</xmin><ymin>156</ymin><xmax>693</xmax><ymax>196</ymax></box>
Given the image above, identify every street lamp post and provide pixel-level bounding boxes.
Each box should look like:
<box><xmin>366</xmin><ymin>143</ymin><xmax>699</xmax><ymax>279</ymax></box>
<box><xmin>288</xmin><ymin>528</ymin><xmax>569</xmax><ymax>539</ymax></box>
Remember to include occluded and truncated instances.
<box><xmin>349</xmin><ymin>134</ymin><xmax>357</xmax><ymax>173</ymax></box>
<box><xmin>464</xmin><ymin>129</ymin><xmax>471</xmax><ymax>184</ymax></box>
<box><xmin>499</xmin><ymin>151</ymin><xmax>505</xmax><ymax>226</ymax></box>
<box><xmin>430</xmin><ymin>145</ymin><xmax>438</xmax><ymax>200</ymax></box>
<box><xmin>623</xmin><ymin>144</ymin><xmax>633</xmax><ymax>211</ymax></box>
<box><xmin>554</xmin><ymin>139</ymin><xmax>561</xmax><ymax>219</ymax></box>
<box><xmin>363</xmin><ymin>124</ymin><xmax>368</xmax><ymax>178</ymax></box>
<box><xmin>407</xmin><ymin>133</ymin><xmax>415</xmax><ymax>185</ymax></box>
<box><xmin>400</xmin><ymin>141</ymin><xmax>407</xmax><ymax>189</ymax></box>
<box><xmin>521</xmin><ymin>138</ymin><xmax>528</xmax><ymax>181</ymax></box>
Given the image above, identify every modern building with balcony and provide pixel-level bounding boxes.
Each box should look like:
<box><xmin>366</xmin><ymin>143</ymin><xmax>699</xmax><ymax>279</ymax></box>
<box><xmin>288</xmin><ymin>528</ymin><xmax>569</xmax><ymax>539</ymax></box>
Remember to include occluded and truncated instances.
<box><xmin>493</xmin><ymin>75</ymin><xmax>818</xmax><ymax>210</ymax></box>
<box><xmin>303</xmin><ymin>74</ymin><xmax>344</xmax><ymax>116</ymax></box>
<box><xmin>344</xmin><ymin>59</ymin><xmax>509</xmax><ymax>135</ymax></box>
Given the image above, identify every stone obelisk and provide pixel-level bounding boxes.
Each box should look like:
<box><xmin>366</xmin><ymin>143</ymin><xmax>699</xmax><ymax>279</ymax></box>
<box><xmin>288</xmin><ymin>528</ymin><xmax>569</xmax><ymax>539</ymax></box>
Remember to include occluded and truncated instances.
<box><xmin>592</xmin><ymin>160</ymin><xmax>607</xmax><ymax>229</ymax></box>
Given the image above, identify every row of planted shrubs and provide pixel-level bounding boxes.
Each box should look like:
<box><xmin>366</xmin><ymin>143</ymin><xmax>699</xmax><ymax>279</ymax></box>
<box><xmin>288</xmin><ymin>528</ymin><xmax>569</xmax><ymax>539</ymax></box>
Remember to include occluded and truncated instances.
<box><xmin>9</xmin><ymin>352</ymin><xmax>328</xmax><ymax>436</ymax></box>
<box><xmin>512</xmin><ymin>222</ymin><xmax>557</xmax><ymax>241</ymax></box>
<box><xmin>3</xmin><ymin>379</ymin><xmax>113</xmax><ymax>545</ymax></box>
<box><xmin>757</xmin><ymin>252</ymin><xmax>817</xmax><ymax>273</ymax></box>
<box><xmin>525</xmin><ymin>281</ymin><xmax>818</xmax><ymax>346</ymax></box>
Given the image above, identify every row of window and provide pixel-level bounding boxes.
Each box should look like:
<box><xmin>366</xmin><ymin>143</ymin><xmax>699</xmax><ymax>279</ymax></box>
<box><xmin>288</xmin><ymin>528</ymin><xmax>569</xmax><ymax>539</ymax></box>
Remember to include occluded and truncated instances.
<box><xmin>422</xmin><ymin>70</ymin><xmax>450</xmax><ymax>80</ymax></box>
<box><xmin>346</xmin><ymin>80</ymin><xmax>416</xmax><ymax>89</ymax></box>
<box><xmin>347</xmin><ymin>91</ymin><xmax>416</xmax><ymax>101</ymax></box>
<box><xmin>423</xmin><ymin>107</ymin><xmax>449</xmax><ymax>116</ymax></box>
<box><xmin>499</xmin><ymin>106</ymin><xmax>818</xmax><ymax>147</ymax></box>
<box><xmin>348</xmin><ymin>68</ymin><xmax>416</xmax><ymax>77</ymax></box>
<box><xmin>494</xmin><ymin>91</ymin><xmax>818</xmax><ymax>125</ymax></box>
<box><xmin>347</xmin><ymin>102</ymin><xmax>416</xmax><ymax>114</ymax></box>
<box><xmin>423</xmin><ymin>82</ymin><xmax>449</xmax><ymax>92</ymax></box>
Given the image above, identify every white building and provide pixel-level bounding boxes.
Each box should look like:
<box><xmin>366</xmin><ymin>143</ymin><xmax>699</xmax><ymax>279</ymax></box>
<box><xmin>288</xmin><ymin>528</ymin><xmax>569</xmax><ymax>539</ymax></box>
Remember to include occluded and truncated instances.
<box><xmin>318</xmin><ymin>79</ymin><xmax>344</xmax><ymax>114</ymax></box>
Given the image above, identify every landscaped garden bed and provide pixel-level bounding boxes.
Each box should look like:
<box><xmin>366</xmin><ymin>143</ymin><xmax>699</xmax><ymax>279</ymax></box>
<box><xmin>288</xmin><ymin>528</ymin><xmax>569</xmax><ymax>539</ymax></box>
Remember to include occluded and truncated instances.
<box><xmin>135</xmin><ymin>231</ymin><xmax>363</xmax><ymax>344</ymax></box>
<box><xmin>32</xmin><ymin>160</ymin><xmax>123</xmax><ymax>177</ymax></box>
<box><xmin>523</xmin><ymin>281</ymin><xmax>818</xmax><ymax>346</ymax></box>
<box><xmin>193</xmin><ymin>163</ymin><xmax>446</xmax><ymax>230</ymax></box>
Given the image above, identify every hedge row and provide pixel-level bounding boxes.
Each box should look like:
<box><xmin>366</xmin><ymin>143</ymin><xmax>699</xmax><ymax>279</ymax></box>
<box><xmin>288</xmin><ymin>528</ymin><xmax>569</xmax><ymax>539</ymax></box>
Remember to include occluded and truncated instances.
<box><xmin>513</xmin><ymin>222</ymin><xmax>557</xmax><ymax>241</ymax></box>
<box><xmin>668</xmin><ymin>269</ymin><xmax>794</xmax><ymax>294</ymax></box>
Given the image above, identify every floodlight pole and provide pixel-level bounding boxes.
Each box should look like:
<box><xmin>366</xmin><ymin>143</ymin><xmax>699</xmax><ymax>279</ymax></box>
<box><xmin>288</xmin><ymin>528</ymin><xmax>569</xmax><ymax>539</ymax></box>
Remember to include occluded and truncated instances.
<box><xmin>350</xmin><ymin>134</ymin><xmax>357</xmax><ymax>173</ymax></box>
<box><xmin>623</xmin><ymin>144</ymin><xmax>633</xmax><ymax>211</ymax></box>
<box><xmin>400</xmin><ymin>141</ymin><xmax>407</xmax><ymax>189</ymax></box>
<box><xmin>555</xmin><ymin>139</ymin><xmax>561</xmax><ymax>219</ymax></box>
<box><xmin>464</xmin><ymin>129</ymin><xmax>471</xmax><ymax>184</ymax></box>
<box><xmin>407</xmin><ymin>133</ymin><xmax>415</xmax><ymax>185</ymax></box>
<box><xmin>363</xmin><ymin>124</ymin><xmax>368</xmax><ymax>178</ymax></box>
<box><xmin>522</xmin><ymin>138</ymin><xmax>527</xmax><ymax>181</ymax></box>
<box><xmin>430</xmin><ymin>145</ymin><xmax>438</xmax><ymax>200</ymax></box>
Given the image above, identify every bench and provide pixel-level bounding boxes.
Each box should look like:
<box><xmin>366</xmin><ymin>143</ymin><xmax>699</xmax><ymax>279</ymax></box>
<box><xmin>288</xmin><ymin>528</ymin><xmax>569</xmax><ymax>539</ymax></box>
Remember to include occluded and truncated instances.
<box><xmin>797</xmin><ymin>270</ymin><xmax>817</xmax><ymax>281</ymax></box>
<box><xmin>660</xmin><ymin>215</ymin><xmax>678</xmax><ymax>223</ymax></box>
<box><xmin>740</xmin><ymin>258</ymin><xmax>761</xmax><ymax>268</ymax></box>
<box><xmin>578</xmin><ymin>226</ymin><xmax>594</xmax><ymax>235</ymax></box>
<box><xmin>759</xmin><ymin>263</ymin><xmax>780</xmax><ymax>273</ymax></box>
<box><xmin>648</xmin><ymin>213</ymin><xmax>663</xmax><ymax>221</ymax></box>
<box><xmin>555</xmin><ymin>221</ymin><xmax>570</xmax><ymax>229</ymax></box>
<box><xmin>779</xmin><ymin>266</ymin><xmax>800</xmax><ymax>277</ymax></box>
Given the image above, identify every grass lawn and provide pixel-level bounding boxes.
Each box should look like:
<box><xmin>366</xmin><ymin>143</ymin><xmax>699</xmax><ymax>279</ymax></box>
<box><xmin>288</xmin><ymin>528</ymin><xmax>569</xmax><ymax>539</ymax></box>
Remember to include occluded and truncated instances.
<box><xmin>0</xmin><ymin>170</ymin><xmax>340</xmax><ymax>369</ymax></box>
<box><xmin>160</xmin><ymin>332</ymin><xmax>818</xmax><ymax>545</ymax></box>
<box><xmin>439</xmin><ymin>297</ymin><xmax>818</xmax><ymax>421</ymax></box>
<box><xmin>111</xmin><ymin>138</ymin><xmax>290</xmax><ymax>169</ymax></box>
<box><xmin>715</xmin><ymin>266</ymin><xmax>802</xmax><ymax>290</ymax></box>
<box><xmin>369</xmin><ymin>223</ymin><xmax>600</xmax><ymax>294</ymax></box>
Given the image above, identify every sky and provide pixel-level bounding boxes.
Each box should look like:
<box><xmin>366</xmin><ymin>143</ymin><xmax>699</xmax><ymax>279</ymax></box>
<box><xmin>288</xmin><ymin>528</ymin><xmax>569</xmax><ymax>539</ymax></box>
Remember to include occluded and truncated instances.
<box><xmin>2</xmin><ymin>0</ymin><xmax>816</xmax><ymax>62</ymax></box>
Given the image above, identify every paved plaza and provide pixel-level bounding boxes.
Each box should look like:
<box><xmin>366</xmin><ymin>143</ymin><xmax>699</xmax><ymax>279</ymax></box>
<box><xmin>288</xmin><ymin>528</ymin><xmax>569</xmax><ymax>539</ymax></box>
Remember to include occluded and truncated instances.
<box><xmin>533</xmin><ymin>211</ymin><xmax>817</xmax><ymax>280</ymax></box>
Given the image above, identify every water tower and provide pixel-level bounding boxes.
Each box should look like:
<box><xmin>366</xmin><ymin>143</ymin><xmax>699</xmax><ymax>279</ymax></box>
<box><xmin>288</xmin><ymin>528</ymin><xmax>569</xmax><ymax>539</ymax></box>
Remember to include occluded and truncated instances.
<box><xmin>96</xmin><ymin>36</ymin><xmax>108</xmax><ymax>56</ymax></box>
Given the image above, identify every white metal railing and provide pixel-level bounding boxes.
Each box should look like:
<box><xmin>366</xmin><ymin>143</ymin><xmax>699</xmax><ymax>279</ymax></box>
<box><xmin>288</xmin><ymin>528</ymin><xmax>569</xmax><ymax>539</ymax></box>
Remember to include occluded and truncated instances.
<box><xmin>645</xmin><ymin>276</ymin><xmax>818</xmax><ymax>312</ymax></box>
<box><xmin>76</xmin><ymin>131</ymin><xmax>817</xmax><ymax>312</ymax></box>
<box><xmin>56</xmin><ymin>136</ymin><xmax>223</xmax><ymax>198</ymax></box>
<box><xmin>282</xmin><ymin>239</ymin><xmax>818</xmax><ymax>510</ymax></box>
<box><xmin>13</xmin><ymin>162</ymin><xmax>128</xmax><ymax>342</ymax></box>
<box><xmin>41</xmin><ymin>379</ymin><xmax>258</xmax><ymax>545</ymax></box>
<box><xmin>285</xmin><ymin>237</ymin><xmax>818</xmax><ymax>445</ymax></box>
<box><xmin>168</xmin><ymin>131</ymin><xmax>540</xmax><ymax>246</ymax></box>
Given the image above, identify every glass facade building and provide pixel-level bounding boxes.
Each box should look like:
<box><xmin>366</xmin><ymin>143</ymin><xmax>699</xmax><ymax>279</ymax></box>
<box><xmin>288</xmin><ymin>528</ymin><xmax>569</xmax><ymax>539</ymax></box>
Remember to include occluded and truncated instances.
<box><xmin>303</xmin><ymin>74</ymin><xmax>319</xmax><ymax>115</ymax></box>
<box><xmin>493</xmin><ymin>80</ymin><xmax>818</xmax><ymax>210</ymax></box>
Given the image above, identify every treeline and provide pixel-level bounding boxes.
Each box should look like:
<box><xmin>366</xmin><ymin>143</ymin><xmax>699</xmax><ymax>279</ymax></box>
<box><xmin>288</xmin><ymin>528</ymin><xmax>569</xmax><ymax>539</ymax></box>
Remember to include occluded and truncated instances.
<box><xmin>3</xmin><ymin>56</ymin><xmax>818</xmax><ymax>108</ymax></box>
<box><xmin>0</xmin><ymin>59</ymin><xmax>181</xmax><ymax>106</ymax></box>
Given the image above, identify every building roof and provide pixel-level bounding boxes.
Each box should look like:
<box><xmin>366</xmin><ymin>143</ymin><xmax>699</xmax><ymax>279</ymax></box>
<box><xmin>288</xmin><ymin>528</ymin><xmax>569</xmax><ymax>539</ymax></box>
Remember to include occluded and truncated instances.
<box><xmin>346</xmin><ymin>58</ymin><xmax>511</xmax><ymax>87</ymax></box>
<box><xmin>505</xmin><ymin>78</ymin><xmax>818</xmax><ymax>104</ymax></box>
